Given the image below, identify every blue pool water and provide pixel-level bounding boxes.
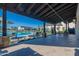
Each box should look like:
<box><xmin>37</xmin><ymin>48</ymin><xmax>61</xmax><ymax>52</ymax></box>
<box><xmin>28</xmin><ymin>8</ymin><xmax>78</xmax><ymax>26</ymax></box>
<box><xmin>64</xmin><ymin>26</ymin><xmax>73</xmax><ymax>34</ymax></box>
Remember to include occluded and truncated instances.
<box><xmin>16</xmin><ymin>32</ymin><xmax>33</xmax><ymax>37</ymax></box>
<box><xmin>0</xmin><ymin>32</ymin><xmax>33</xmax><ymax>37</ymax></box>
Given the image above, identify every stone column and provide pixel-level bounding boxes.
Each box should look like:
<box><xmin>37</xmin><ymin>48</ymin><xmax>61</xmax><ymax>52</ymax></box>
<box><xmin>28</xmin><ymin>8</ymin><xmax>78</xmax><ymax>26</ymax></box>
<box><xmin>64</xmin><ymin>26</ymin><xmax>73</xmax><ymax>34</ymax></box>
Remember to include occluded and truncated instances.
<box><xmin>51</xmin><ymin>24</ymin><xmax>53</xmax><ymax>34</ymax></box>
<box><xmin>2</xmin><ymin>4</ymin><xmax>10</xmax><ymax>47</ymax></box>
<box><xmin>53</xmin><ymin>24</ymin><xmax>56</xmax><ymax>35</ymax></box>
<box><xmin>43</xmin><ymin>22</ymin><xmax>46</xmax><ymax>38</ymax></box>
<box><xmin>65</xmin><ymin>21</ymin><xmax>69</xmax><ymax>34</ymax></box>
<box><xmin>76</xmin><ymin>4</ymin><xmax>79</xmax><ymax>39</ymax></box>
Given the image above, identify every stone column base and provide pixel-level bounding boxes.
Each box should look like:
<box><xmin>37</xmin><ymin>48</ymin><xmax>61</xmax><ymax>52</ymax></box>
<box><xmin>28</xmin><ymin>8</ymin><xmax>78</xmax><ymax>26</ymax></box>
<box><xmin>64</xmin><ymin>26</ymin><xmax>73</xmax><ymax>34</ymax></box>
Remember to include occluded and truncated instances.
<box><xmin>2</xmin><ymin>36</ymin><xmax>10</xmax><ymax>47</ymax></box>
<box><xmin>0</xmin><ymin>37</ymin><xmax>4</xmax><ymax>48</ymax></box>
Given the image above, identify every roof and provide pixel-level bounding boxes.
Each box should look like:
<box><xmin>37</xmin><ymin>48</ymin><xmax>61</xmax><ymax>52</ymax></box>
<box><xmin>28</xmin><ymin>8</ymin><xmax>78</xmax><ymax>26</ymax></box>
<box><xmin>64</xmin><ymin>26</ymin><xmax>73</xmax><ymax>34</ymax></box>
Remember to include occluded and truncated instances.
<box><xmin>0</xmin><ymin>3</ymin><xmax>77</xmax><ymax>24</ymax></box>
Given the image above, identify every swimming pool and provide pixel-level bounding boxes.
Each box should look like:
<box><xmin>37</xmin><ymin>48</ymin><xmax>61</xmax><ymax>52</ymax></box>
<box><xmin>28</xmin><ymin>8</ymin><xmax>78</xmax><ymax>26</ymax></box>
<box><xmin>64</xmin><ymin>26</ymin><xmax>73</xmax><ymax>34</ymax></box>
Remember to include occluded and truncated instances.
<box><xmin>0</xmin><ymin>32</ymin><xmax>33</xmax><ymax>37</ymax></box>
<box><xmin>16</xmin><ymin>32</ymin><xmax>33</xmax><ymax>37</ymax></box>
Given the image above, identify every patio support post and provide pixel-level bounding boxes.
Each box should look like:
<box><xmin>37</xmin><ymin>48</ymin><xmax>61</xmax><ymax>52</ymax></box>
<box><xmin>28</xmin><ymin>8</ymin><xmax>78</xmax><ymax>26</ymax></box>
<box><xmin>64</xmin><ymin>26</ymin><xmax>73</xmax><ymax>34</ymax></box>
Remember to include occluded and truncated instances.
<box><xmin>2</xmin><ymin>4</ymin><xmax>7</xmax><ymax>36</ymax></box>
<box><xmin>68</xmin><ymin>22</ymin><xmax>69</xmax><ymax>34</ymax></box>
<box><xmin>51</xmin><ymin>24</ymin><xmax>53</xmax><ymax>34</ymax></box>
<box><xmin>76</xmin><ymin>3</ymin><xmax>79</xmax><ymax>39</ymax></box>
<box><xmin>75</xmin><ymin>19</ymin><xmax>77</xmax><ymax>34</ymax></box>
<box><xmin>53</xmin><ymin>24</ymin><xmax>56</xmax><ymax>35</ymax></box>
<box><xmin>43</xmin><ymin>22</ymin><xmax>46</xmax><ymax>38</ymax></box>
<box><xmin>65</xmin><ymin>21</ymin><xmax>68</xmax><ymax>34</ymax></box>
<box><xmin>2</xmin><ymin>4</ymin><xmax>9</xmax><ymax>47</ymax></box>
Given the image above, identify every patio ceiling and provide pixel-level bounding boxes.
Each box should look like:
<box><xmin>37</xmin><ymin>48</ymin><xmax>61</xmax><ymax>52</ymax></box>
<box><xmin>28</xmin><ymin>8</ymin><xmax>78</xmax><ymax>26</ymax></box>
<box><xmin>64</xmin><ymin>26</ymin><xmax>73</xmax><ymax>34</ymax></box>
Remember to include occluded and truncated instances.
<box><xmin>0</xmin><ymin>3</ymin><xmax>78</xmax><ymax>24</ymax></box>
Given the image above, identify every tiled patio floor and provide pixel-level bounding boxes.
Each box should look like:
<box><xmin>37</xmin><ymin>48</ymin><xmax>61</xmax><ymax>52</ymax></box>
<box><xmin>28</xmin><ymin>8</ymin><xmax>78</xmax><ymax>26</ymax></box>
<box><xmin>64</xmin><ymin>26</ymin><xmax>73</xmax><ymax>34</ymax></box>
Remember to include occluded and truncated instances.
<box><xmin>0</xmin><ymin>34</ymin><xmax>79</xmax><ymax>56</ymax></box>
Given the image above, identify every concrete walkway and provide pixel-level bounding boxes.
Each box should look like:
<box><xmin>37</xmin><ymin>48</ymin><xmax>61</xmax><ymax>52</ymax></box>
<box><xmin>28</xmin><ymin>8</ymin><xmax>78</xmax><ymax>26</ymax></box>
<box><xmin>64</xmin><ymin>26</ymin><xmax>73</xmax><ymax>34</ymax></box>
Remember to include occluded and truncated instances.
<box><xmin>0</xmin><ymin>34</ymin><xmax>79</xmax><ymax>56</ymax></box>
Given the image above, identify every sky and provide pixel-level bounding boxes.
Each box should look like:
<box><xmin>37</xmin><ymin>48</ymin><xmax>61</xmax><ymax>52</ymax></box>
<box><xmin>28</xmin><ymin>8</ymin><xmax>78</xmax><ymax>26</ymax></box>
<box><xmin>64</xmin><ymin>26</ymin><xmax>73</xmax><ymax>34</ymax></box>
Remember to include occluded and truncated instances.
<box><xmin>0</xmin><ymin>8</ymin><xmax>43</xmax><ymax>28</ymax></box>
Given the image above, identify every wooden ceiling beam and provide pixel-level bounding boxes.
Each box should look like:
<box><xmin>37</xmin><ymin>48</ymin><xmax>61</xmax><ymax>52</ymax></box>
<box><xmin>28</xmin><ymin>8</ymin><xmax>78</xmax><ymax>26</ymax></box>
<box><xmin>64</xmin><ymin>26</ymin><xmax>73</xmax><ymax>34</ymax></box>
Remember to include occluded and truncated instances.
<box><xmin>26</xmin><ymin>3</ymin><xmax>36</xmax><ymax>15</ymax></box>
<box><xmin>46</xmin><ymin>4</ymin><xmax>75</xmax><ymax>18</ymax></box>
<box><xmin>43</xmin><ymin>4</ymin><xmax>74</xmax><ymax>18</ymax></box>
<box><xmin>32</xmin><ymin>4</ymin><xmax>47</xmax><ymax>16</ymax></box>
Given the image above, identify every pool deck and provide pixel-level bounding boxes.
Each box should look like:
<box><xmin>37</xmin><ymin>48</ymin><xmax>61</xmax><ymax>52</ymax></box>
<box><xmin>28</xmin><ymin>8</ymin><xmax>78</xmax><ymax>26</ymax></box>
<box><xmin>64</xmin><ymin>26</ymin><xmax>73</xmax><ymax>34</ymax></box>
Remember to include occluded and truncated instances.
<box><xmin>0</xmin><ymin>34</ymin><xmax>79</xmax><ymax>56</ymax></box>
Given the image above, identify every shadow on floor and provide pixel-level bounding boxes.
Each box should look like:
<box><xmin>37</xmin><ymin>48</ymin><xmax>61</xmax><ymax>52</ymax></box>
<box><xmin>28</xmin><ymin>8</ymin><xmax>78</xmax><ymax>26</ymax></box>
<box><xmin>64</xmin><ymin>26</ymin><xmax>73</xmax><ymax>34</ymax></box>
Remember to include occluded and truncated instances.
<box><xmin>18</xmin><ymin>35</ymin><xmax>79</xmax><ymax>48</ymax></box>
<box><xmin>74</xmin><ymin>49</ymin><xmax>79</xmax><ymax>56</ymax></box>
<box><xmin>2</xmin><ymin>47</ymin><xmax>42</xmax><ymax>56</ymax></box>
<box><xmin>0</xmin><ymin>49</ymin><xmax>8</xmax><ymax>55</ymax></box>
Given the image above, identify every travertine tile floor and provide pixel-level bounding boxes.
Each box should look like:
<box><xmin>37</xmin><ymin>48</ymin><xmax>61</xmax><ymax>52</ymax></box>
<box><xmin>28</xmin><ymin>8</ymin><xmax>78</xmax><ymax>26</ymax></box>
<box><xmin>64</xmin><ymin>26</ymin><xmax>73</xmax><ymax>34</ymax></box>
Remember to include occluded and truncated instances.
<box><xmin>0</xmin><ymin>34</ymin><xmax>79</xmax><ymax>56</ymax></box>
<box><xmin>0</xmin><ymin>44</ymin><xmax>76</xmax><ymax>56</ymax></box>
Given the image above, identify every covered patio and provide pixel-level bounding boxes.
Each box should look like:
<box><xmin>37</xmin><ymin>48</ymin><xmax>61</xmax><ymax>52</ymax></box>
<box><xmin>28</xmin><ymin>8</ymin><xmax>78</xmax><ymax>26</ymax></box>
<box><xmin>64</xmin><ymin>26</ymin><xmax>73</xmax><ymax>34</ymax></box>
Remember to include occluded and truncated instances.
<box><xmin>0</xmin><ymin>3</ymin><xmax>79</xmax><ymax>56</ymax></box>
